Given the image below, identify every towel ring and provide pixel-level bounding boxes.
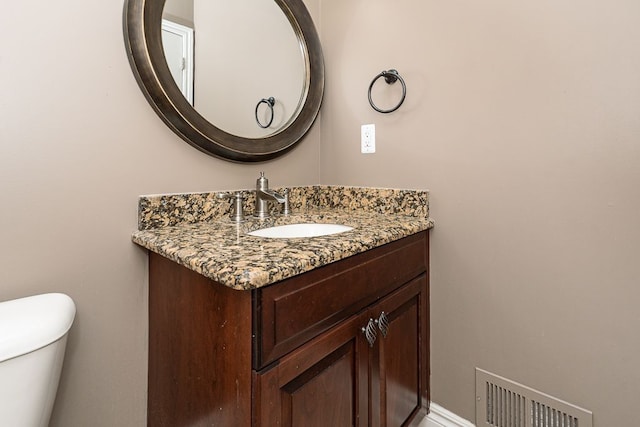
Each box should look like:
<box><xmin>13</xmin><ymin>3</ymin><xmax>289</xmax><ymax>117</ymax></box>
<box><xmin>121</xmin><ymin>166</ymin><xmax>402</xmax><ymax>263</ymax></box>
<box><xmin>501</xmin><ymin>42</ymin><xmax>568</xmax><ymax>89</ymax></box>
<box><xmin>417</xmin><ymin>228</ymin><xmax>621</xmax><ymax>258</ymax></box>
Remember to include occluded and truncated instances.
<box><xmin>255</xmin><ymin>97</ymin><xmax>275</xmax><ymax>128</ymax></box>
<box><xmin>368</xmin><ymin>69</ymin><xmax>406</xmax><ymax>113</ymax></box>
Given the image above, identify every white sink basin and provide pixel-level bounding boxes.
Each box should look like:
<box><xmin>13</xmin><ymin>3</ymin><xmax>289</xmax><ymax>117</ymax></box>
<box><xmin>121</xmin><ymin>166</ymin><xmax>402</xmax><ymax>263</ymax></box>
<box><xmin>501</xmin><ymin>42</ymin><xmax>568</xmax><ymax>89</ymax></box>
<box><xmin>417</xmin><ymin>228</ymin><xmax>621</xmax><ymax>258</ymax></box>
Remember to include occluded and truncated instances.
<box><xmin>248</xmin><ymin>223</ymin><xmax>353</xmax><ymax>239</ymax></box>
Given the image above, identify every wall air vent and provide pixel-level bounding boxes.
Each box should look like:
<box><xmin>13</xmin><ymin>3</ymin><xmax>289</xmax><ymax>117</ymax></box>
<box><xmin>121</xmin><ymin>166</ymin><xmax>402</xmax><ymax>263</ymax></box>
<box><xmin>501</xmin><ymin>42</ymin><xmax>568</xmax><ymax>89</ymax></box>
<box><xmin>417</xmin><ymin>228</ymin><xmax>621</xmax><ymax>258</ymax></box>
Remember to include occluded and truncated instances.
<box><xmin>476</xmin><ymin>368</ymin><xmax>593</xmax><ymax>427</ymax></box>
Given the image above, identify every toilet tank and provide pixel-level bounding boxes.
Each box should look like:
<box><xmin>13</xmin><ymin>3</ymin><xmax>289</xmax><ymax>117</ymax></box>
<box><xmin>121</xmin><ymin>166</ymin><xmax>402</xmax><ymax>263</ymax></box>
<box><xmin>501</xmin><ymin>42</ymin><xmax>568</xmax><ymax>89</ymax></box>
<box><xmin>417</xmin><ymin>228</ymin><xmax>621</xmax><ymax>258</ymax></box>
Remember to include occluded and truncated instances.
<box><xmin>0</xmin><ymin>293</ymin><xmax>76</xmax><ymax>427</ymax></box>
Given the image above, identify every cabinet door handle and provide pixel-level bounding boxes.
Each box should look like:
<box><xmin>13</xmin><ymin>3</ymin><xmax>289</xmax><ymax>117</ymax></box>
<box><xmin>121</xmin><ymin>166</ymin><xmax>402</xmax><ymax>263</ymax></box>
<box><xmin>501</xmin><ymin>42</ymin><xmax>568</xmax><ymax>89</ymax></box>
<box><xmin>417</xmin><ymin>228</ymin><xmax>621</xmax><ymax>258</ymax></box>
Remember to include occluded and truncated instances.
<box><xmin>361</xmin><ymin>318</ymin><xmax>377</xmax><ymax>347</ymax></box>
<box><xmin>375</xmin><ymin>311</ymin><xmax>390</xmax><ymax>338</ymax></box>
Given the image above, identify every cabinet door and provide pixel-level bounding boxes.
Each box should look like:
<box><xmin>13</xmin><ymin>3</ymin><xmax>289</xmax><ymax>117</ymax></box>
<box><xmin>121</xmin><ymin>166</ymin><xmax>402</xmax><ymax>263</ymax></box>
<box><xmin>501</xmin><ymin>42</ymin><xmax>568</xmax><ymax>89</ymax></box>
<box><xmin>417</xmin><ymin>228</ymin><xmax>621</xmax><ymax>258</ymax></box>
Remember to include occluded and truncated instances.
<box><xmin>254</xmin><ymin>311</ymin><xmax>370</xmax><ymax>427</ymax></box>
<box><xmin>370</xmin><ymin>274</ymin><xmax>429</xmax><ymax>427</ymax></box>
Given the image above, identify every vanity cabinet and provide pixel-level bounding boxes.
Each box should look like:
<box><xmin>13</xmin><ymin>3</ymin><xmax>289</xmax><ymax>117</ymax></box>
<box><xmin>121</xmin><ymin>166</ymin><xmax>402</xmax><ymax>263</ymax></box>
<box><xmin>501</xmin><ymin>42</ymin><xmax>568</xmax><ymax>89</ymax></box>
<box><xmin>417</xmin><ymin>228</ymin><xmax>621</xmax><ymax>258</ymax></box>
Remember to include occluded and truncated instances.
<box><xmin>147</xmin><ymin>231</ymin><xmax>429</xmax><ymax>427</ymax></box>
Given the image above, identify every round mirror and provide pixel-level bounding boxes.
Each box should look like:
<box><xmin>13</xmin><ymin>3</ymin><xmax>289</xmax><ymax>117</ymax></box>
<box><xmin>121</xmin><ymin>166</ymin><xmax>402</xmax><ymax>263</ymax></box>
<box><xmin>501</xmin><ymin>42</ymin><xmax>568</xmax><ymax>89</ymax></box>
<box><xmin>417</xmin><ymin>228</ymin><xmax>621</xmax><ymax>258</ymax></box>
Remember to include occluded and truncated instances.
<box><xmin>123</xmin><ymin>0</ymin><xmax>324</xmax><ymax>162</ymax></box>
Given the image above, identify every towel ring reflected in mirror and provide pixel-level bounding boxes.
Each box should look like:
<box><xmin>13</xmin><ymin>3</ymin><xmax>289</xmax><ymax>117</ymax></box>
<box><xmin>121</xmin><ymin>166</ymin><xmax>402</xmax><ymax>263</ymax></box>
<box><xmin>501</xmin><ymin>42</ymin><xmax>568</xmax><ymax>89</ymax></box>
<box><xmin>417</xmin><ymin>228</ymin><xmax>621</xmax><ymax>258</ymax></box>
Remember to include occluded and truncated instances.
<box><xmin>256</xmin><ymin>97</ymin><xmax>276</xmax><ymax>129</ymax></box>
<box><xmin>123</xmin><ymin>0</ymin><xmax>324</xmax><ymax>162</ymax></box>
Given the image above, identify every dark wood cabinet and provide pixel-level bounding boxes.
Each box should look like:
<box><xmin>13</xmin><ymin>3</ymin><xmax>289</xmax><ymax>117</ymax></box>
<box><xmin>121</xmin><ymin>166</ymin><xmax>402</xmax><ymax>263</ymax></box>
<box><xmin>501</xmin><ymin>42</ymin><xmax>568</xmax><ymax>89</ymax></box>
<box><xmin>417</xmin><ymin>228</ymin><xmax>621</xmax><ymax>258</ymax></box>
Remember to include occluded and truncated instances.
<box><xmin>254</xmin><ymin>274</ymin><xmax>428</xmax><ymax>427</ymax></box>
<box><xmin>370</xmin><ymin>275</ymin><xmax>428</xmax><ymax>426</ymax></box>
<box><xmin>148</xmin><ymin>231</ymin><xmax>429</xmax><ymax>427</ymax></box>
<box><xmin>253</xmin><ymin>308</ymin><xmax>370</xmax><ymax>426</ymax></box>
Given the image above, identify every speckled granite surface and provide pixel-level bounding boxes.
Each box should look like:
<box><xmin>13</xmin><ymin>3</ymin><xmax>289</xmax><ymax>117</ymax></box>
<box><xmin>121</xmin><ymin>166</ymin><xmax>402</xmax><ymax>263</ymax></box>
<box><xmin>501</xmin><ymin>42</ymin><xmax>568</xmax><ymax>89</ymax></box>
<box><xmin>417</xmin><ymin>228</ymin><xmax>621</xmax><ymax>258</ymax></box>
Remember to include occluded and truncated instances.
<box><xmin>133</xmin><ymin>186</ymin><xmax>433</xmax><ymax>290</ymax></box>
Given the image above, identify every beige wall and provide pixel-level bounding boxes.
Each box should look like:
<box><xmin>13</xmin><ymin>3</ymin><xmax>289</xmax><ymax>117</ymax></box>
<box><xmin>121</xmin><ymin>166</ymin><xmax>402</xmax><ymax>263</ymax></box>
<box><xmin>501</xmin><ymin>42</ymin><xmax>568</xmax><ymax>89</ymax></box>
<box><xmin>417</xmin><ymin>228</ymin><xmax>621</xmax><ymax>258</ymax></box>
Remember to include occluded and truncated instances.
<box><xmin>320</xmin><ymin>0</ymin><xmax>640</xmax><ymax>425</ymax></box>
<box><xmin>1</xmin><ymin>0</ymin><xmax>320</xmax><ymax>426</ymax></box>
<box><xmin>195</xmin><ymin>0</ymin><xmax>305</xmax><ymax>138</ymax></box>
<box><xmin>163</xmin><ymin>0</ymin><xmax>194</xmax><ymax>26</ymax></box>
<box><xmin>3</xmin><ymin>0</ymin><xmax>639</xmax><ymax>425</ymax></box>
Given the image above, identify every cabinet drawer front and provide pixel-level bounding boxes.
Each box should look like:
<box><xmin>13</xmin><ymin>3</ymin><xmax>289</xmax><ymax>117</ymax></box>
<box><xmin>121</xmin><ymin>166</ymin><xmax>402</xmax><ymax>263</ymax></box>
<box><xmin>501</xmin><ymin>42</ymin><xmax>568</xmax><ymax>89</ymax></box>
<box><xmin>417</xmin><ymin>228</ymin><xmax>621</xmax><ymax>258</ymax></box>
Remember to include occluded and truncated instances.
<box><xmin>254</xmin><ymin>232</ymin><xmax>428</xmax><ymax>369</ymax></box>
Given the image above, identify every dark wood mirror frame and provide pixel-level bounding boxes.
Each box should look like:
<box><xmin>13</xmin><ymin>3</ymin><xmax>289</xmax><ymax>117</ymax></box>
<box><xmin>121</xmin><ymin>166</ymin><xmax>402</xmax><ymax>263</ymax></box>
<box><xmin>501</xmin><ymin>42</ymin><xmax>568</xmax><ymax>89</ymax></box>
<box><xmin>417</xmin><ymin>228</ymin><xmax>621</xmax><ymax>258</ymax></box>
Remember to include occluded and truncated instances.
<box><xmin>123</xmin><ymin>0</ymin><xmax>324</xmax><ymax>162</ymax></box>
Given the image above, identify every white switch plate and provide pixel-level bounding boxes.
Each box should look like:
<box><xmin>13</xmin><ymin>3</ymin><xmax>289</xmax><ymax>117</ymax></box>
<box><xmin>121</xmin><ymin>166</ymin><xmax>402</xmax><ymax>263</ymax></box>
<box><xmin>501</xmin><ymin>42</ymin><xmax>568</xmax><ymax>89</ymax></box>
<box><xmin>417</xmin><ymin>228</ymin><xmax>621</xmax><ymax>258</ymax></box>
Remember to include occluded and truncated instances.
<box><xmin>361</xmin><ymin>124</ymin><xmax>375</xmax><ymax>153</ymax></box>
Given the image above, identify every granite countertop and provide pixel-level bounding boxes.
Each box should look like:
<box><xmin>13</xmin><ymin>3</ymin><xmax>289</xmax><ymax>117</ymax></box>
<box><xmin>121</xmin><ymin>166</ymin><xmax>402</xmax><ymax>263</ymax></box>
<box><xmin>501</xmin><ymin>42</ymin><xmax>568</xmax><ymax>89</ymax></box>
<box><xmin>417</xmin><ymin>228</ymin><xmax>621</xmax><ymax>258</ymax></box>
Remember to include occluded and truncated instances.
<box><xmin>132</xmin><ymin>186</ymin><xmax>434</xmax><ymax>290</ymax></box>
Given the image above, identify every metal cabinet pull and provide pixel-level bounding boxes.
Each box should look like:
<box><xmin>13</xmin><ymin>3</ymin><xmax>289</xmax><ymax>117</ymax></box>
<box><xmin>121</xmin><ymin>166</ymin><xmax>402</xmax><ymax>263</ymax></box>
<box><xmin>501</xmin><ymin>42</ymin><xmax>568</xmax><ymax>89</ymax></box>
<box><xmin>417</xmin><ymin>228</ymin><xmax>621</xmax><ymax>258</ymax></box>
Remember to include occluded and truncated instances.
<box><xmin>361</xmin><ymin>318</ymin><xmax>377</xmax><ymax>347</ymax></box>
<box><xmin>375</xmin><ymin>311</ymin><xmax>390</xmax><ymax>338</ymax></box>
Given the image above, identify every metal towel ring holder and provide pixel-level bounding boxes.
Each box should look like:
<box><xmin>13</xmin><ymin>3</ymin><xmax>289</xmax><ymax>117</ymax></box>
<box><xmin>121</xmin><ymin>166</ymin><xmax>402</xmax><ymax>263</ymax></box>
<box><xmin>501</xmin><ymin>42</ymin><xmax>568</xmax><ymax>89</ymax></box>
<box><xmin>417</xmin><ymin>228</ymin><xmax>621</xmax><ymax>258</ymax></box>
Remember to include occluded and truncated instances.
<box><xmin>255</xmin><ymin>97</ymin><xmax>275</xmax><ymax>128</ymax></box>
<box><xmin>368</xmin><ymin>69</ymin><xmax>406</xmax><ymax>113</ymax></box>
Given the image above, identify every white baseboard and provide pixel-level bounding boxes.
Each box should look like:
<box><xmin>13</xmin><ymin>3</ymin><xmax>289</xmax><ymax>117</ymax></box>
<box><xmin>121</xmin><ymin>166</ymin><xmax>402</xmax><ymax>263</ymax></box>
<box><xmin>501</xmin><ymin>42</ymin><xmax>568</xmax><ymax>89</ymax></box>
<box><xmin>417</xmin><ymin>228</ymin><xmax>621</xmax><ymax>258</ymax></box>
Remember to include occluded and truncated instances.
<box><xmin>425</xmin><ymin>402</ymin><xmax>476</xmax><ymax>427</ymax></box>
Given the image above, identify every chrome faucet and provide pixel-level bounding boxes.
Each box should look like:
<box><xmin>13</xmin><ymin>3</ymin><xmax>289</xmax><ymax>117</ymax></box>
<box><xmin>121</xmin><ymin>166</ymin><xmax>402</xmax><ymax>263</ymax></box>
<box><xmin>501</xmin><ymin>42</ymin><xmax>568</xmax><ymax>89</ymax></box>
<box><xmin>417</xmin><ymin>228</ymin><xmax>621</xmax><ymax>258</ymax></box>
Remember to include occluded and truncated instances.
<box><xmin>254</xmin><ymin>172</ymin><xmax>287</xmax><ymax>219</ymax></box>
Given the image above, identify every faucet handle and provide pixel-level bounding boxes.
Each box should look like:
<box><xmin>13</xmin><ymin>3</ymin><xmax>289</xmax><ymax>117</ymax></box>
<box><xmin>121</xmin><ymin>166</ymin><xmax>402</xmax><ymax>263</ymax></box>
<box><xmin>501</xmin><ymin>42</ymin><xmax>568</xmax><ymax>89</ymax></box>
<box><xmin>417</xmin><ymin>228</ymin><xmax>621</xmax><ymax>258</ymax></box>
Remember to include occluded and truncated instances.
<box><xmin>282</xmin><ymin>188</ymin><xmax>291</xmax><ymax>215</ymax></box>
<box><xmin>256</xmin><ymin>172</ymin><xmax>269</xmax><ymax>191</ymax></box>
<box><xmin>217</xmin><ymin>192</ymin><xmax>245</xmax><ymax>223</ymax></box>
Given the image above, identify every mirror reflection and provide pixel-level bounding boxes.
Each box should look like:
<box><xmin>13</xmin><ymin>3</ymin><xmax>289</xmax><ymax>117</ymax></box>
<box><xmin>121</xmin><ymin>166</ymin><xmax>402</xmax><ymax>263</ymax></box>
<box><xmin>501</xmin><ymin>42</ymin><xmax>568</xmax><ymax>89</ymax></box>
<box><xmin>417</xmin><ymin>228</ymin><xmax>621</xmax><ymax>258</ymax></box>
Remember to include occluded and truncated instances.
<box><xmin>161</xmin><ymin>0</ymin><xmax>306</xmax><ymax>139</ymax></box>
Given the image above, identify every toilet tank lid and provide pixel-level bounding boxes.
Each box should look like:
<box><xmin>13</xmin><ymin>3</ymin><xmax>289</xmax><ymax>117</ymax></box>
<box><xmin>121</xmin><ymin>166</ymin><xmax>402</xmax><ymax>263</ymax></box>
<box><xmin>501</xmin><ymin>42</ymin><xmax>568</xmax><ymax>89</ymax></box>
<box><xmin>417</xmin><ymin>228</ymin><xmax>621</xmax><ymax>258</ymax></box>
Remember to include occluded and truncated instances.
<box><xmin>0</xmin><ymin>293</ymin><xmax>76</xmax><ymax>363</ymax></box>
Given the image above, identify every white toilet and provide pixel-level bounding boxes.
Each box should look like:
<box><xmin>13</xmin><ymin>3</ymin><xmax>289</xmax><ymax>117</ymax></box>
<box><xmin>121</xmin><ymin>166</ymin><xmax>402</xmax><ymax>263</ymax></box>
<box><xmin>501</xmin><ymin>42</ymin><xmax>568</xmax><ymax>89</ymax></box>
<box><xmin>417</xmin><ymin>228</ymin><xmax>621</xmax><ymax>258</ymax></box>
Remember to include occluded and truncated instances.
<box><xmin>0</xmin><ymin>293</ymin><xmax>76</xmax><ymax>427</ymax></box>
